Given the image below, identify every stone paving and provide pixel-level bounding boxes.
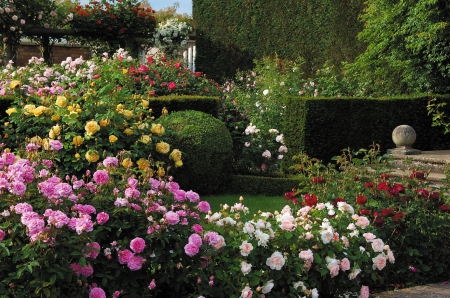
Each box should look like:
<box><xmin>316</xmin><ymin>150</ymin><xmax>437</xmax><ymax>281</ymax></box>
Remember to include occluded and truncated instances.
<box><xmin>370</xmin><ymin>282</ymin><xmax>450</xmax><ymax>298</ymax></box>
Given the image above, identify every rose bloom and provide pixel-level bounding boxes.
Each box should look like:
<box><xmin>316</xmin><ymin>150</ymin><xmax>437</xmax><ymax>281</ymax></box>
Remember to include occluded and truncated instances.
<box><xmin>243</xmin><ymin>222</ymin><xmax>255</xmax><ymax>234</ymax></box>
<box><xmin>372</xmin><ymin>254</ymin><xmax>387</xmax><ymax>270</ymax></box>
<box><xmin>118</xmin><ymin>249</ymin><xmax>133</xmax><ymax>264</ymax></box>
<box><xmin>356</xmin><ymin>195</ymin><xmax>367</xmax><ymax>206</ymax></box>
<box><xmin>156</xmin><ymin>142</ymin><xmax>170</xmax><ymax>154</ymax></box>
<box><xmin>127</xmin><ymin>255</ymin><xmax>145</xmax><ymax>271</ymax></box>
<box><xmin>89</xmin><ymin>287</ymin><xmax>106</xmax><ymax>298</ymax></box>
<box><xmin>184</xmin><ymin>243</ymin><xmax>199</xmax><ymax>257</ymax></box>
<box><xmin>73</xmin><ymin>135</ymin><xmax>83</xmax><ymax>147</ymax></box>
<box><xmin>168</xmin><ymin>81</ymin><xmax>176</xmax><ymax>90</ymax></box>
<box><xmin>360</xmin><ymin>285</ymin><xmax>370</xmax><ymax>298</ymax></box>
<box><xmin>0</xmin><ymin>229</ymin><xmax>5</xmax><ymax>241</ymax></box>
<box><xmin>93</xmin><ymin>170</ymin><xmax>109</xmax><ymax>185</ymax></box>
<box><xmin>165</xmin><ymin>211</ymin><xmax>180</xmax><ymax>225</ymax></box>
<box><xmin>96</xmin><ymin>212</ymin><xmax>109</xmax><ymax>225</ymax></box>
<box><xmin>85</xmin><ymin>150</ymin><xmax>100</xmax><ymax>163</ymax></box>
<box><xmin>328</xmin><ymin>262</ymin><xmax>340</xmax><ymax>278</ymax></box>
<box><xmin>188</xmin><ymin>233</ymin><xmax>203</xmax><ymax>247</ymax></box>
<box><xmin>151</xmin><ymin>123</ymin><xmax>165</xmax><ymax>136</ymax></box>
<box><xmin>362</xmin><ymin>232</ymin><xmax>376</xmax><ymax>242</ymax></box>
<box><xmin>85</xmin><ymin>120</ymin><xmax>101</xmax><ymax>135</ymax></box>
<box><xmin>371</xmin><ymin>238</ymin><xmax>385</xmax><ymax>252</ymax></box>
<box><xmin>239</xmin><ymin>240</ymin><xmax>254</xmax><ymax>256</ymax></box>
<box><xmin>340</xmin><ymin>258</ymin><xmax>351</xmax><ymax>271</ymax></box>
<box><xmin>130</xmin><ymin>237</ymin><xmax>146</xmax><ymax>253</ymax></box>
<box><xmin>240</xmin><ymin>286</ymin><xmax>253</xmax><ymax>298</ymax></box>
<box><xmin>266</xmin><ymin>251</ymin><xmax>285</xmax><ymax>270</ymax></box>
<box><xmin>84</xmin><ymin>242</ymin><xmax>101</xmax><ymax>259</ymax></box>
<box><xmin>169</xmin><ymin>149</ymin><xmax>182</xmax><ymax>162</ymax></box>
<box><xmin>241</xmin><ymin>261</ymin><xmax>252</xmax><ymax>275</ymax></box>
<box><xmin>109</xmin><ymin>135</ymin><xmax>118</xmax><ymax>143</ymax></box>
<box><xmin>348</xmin><ymin>268</ymin><xmax>362</xmax><ymax>280</ymax></box>
<box><xmin>213</xmin><ymin>235</ymin><xmax>226</xmax><ymax>249</ymax></box>
<box><xmin>198</xmin><ymin>201</ymin><xmax>210</xmax><ymax>213</ymax></box>
<box><xmin>355</xmin><ymin>216</ymin><xmax>370</xmax><ymax>229</ymax></box>
<box><xmin>261</xmin><ymin>279</ymin><xmax>274</xmax><ymax>294</ymax></box>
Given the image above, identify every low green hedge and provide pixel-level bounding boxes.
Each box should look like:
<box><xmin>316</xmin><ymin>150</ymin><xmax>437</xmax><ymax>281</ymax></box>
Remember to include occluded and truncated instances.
<box><xmin>229</xmin><ymin>174</ymin><xmax>300</xmax><ymax>196</ymax></box>
<box><xmin>282</xmin><ymin>94</ymin><xmax>450</xmax><ymax>168</ymax></box>
<box><xmin>150</xmin><ymin>95</ymin><xmax>219</xmax><ymax>118</ymax></box>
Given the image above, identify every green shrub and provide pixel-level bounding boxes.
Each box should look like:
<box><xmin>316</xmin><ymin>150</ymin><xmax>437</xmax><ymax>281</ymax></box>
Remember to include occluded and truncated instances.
<box><xmin>229</xmin><ymin>174</ymin><xmax>300</xmax><ymax>196</ymax></box>
<box><xmin>158</xmin><ymin>110</ymin><xmax>233</xmax><ymax>194</ymax></box>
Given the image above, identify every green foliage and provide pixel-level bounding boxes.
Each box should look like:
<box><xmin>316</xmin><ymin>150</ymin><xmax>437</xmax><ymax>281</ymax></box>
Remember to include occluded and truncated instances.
<box><xmin>282</xmin><ymin>94</ymin><xmax>450</xmax><ymax>169</ymax></box>
<box><xmin>348</xmin><ymin>0</ymin><xmax>450</xmax><ymax>95</ymax></box>
<box><xmin>193</xmin><ymin>0</ymin><xmax>366</xmax><ymax>83</ymax></box>
<box><xmin>229</xmin><ymin>175</ymin><xmax>300</xmax><ymax>196</ymax></box>
<box><xmin>150</xmin><ymin>95</ymin><xmax>219</xmax><ymax>118</ymax></box>
<box><xmin>158</xmin><ymin>110</ymin><xmax>233</xmax><ymax>195</ymax></box>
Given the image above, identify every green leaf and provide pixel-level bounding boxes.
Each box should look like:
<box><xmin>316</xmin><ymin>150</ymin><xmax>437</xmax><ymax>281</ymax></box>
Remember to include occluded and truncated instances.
<box><xmin>284</xmin><ymin>232</ymin><xmax>293</xmax><ymax>240</ymax></box>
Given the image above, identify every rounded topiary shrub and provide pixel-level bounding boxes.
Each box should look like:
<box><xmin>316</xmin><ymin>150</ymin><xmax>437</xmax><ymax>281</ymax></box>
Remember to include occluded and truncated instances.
<box><xmin>159</xmin><ymin>110</ymin><xmax>233</xmax><ymax>194</ymax></box>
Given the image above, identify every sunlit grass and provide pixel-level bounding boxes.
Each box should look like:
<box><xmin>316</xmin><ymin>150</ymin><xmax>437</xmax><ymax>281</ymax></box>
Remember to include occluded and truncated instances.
<box><xmin>202</xmin><ymin>193</ymin><xmax>288</xmax><ymax>215</ymax></box>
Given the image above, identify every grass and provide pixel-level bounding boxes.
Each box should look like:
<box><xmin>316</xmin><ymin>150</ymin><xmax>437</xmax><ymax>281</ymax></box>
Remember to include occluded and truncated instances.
<box><xmin>202</xmin><ymin>193</ymin><xmax>288</xmax><ymax>215</ymax></box>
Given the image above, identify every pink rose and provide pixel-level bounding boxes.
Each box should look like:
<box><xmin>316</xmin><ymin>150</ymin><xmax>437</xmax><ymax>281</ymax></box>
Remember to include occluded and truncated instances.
<box><xmin>84</xmin><ymin>242</ymin><xmax>100</xmax><ymax>259</ymax></box>
<box><xmin>240</xmin><ymin>261</ymin><xmax>252</xmax><ymax>275</ymax></box>
<box><xmin>371</xmin><ymin>239</ymin><xmax>384</xmax><ymax>252</ymax></box>
<box><xmin>148</xmin><ymin>279</ymin><xmax>156</xmax><ymax>290</ymax></box>
<box><xmin>328</xmin><ymin>262</ymin><xmax>340</xmax><ymax>278</ymax></box>
<box><xmin>299</xmin><ymin>249</ymin><xmax>314</xmax><ymax>263</ymax></box>
<box><xmin>280</xmin><ymin>219</ymin><xmax>295</xmax><ymax>231</ymax></box>
<box><xmin>239</xmin><ymin>240</ymin><xmax>254</xmax><ymax>256</ymax></box>
<box><xmin>340</xmin><ymin>258</ymin><xmax>351</xmax><ymax>271</ymax></box>
<box><xmin>362</xmin><ymin>232</ymin><xmax>376</xmax><ymax>242</ymax></box>
<box><xmin>356</xmin><ymin>216</ymin><xmax>370</xmax><ymax>229</ymax></box>
<box><xmin>212</xmin><ymin>235</ymin><xmax>226</xmax><ymax>249</ymax></box>
<box><xmin>243</xmin><ymin>222</ymin><xmax>255</xmax><ymax>234</ymax></box>
<box><xmin>198</xmin><ymin>201</ymin><xmax>210</xmax><ymax>213</ymax></box>
<box><xmin>387</xmin><ymin>249</ymin><xmax>395</xmax><ymax>263</ymax></box>
<box><xmin>79</xmin><ymin>264</ymin><xmax>94</xmax><ymax>277</ymax></box>
<box><xmin>165</xmin><ymin>211</ymin><xmax>180</xmax><ymax>225</ymax></box>
<box><xmin>89</xmin><ymin>287</ymin><xmax>106</xmax><ymax>298</ymax></box>
<box><xmin>266</xmin><ymin>251</ymin><xmax>285</xmax><ymax>270</ymax></box>
<box><xmin>188</xmin><ymin>233</ymin><xmax>203</xmax><ymax>247</ymax></box>
<box><xmin>118</xmin><ymin>249</ymin><xmax>133</xmax><ymax>264</ymax></box>
<box><xmin>168</xmin><ymin>81</ymin><xmax>176</xmax><ymax>90</ymax></box>
<box><xmin>96</xmin><ymin>212</ymin><xmax>109</xmax><ymax>225</ymax></box>
<box><xmin>348</xmin><ymin>268</ymin><xmax>362</xmax><ymax>280</ymax></box>
<box><xmin>372</xmin><ymin>254</ymin><xmax>387</xmax><ymax>270</ymax></box>
<box><xmin>130</xmin><ymin>237</ymin><xmax>146</xmax><ymax>253</ymax></box>
<box><xmin>240</xmin><ymin>286</ymin><xmax>253</xmax><ymax>298</ymax></box>
<box><xmin>191</xmin><ymin>223</ymin><xmax>203</xmax><ymax>234</ymax></box>
<box><xmin>93</xmin><ymin>170</ymin><xmax>109</xmax><ymax>185</ymax></box>
<box><xmin>360</xmin><ymin>285</ymin><xmax>370</xmax><ymax>298</ymax></box>
<box><xmin>127</xmin><ymin>255</ymin><xmax>146</xmax><ymax>271</ymax></box>
<box><xmin>0</xmin><ymin>229</ymin><xmax>5</xmax><ymax>241</ymax></box>
<box><xmin>184</xmin><ymin>243</ymin><xmax>199</xmax><ymax>257</ymax></box>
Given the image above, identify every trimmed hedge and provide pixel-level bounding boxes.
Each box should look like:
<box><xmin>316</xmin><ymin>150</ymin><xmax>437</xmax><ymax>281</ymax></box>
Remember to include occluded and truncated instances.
<box><xmin>229</xmin><ymin>175</ymin><xmax>300</xmax><ymax>196</ymax></box>
<box><xmin>150</xmin><ymin>95</ymin><xmax>220</xmax><ymax>118</ymax></box>
<box><xmin>282</xmin><ymin>94</ymin><xmax>450</xmax><ymax>167</ymax></box>
<box><xmin>193</xmin><ymin>0</ymin><xmax>366</xmax><ymax>82</ymax></box>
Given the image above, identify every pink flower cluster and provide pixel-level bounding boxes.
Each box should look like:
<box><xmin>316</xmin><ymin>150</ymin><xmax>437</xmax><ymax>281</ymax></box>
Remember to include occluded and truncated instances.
<box><xmin>117</xmin><ymin>237</ymin><xmax>147</xmax><ymax>271</ymax></box>
<box><xmin>70</xmin><ymin>263</ymin><xmax>94</xmax><ymax>277</ymax></box>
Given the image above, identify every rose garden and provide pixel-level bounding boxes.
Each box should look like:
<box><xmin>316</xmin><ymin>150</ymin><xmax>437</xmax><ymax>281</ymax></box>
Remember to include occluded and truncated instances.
<box><xmin>0</xmin><ymin>1</ymin><xmax>449</xmax><ymax>298</ymax></box>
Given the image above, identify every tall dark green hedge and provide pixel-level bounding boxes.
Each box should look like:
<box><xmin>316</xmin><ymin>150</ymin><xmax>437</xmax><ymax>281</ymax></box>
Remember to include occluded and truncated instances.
<box><xmin>282</xmin><ymin>95</ymin><xmax>450</xmax><ymax>166</ymax></box>
<box><xmin>193</xmin><ymin>0</ymin><xmax>366</xmax><ymax>82</ymax></box>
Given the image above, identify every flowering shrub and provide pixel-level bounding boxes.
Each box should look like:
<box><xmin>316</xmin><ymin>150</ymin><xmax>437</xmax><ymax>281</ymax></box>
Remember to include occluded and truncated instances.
<box><xmin>287</xmin><ymin>146</ymin><xmax>450</xmax><ymax>289</ymax></box>
<box><xmin>0</xmin><ymin>49</ymin><xmax>219</xmax><ymax>176</ymax></box>
<box><xmin>0</xmin><ymin>147</ymin><xmax>215</xmax><ymax>297</ymax></box>
<box><xmin>153</xmin><ymin>18</ymin><xmax>191</xmax><ymax>60</ymax></box>
<box><xmin>219</xmin><ymin>55</ymin><xmax>305</xmax><ymax>175</ymax></box>
<box><xmin>69</xmin><ymin>0</ymin><xmax>156</xmax><ymax>56</ymax></box>
<box><xmin>196</xmin><ymin>196</ymin><xmax>394</xmax><ymax>297</ymax></box>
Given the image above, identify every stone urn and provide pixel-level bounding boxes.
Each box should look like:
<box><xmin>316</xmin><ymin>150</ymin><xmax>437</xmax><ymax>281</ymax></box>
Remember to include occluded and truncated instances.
<box><xmin>387</xmin><ymin>125</ymin><xmax>421</xmax><ymax>155</ymax></box>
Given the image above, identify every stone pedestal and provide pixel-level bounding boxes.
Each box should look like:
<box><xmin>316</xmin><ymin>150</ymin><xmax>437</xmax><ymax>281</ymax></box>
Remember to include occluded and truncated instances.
<box><xmin>387</xmin><ymin>125</ymin><xmax>421</xmax><ymax>155</ymax></box>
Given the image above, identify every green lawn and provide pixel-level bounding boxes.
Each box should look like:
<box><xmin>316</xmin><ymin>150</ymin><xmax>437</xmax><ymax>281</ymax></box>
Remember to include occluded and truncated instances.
<box><xmin>202</xmin><ymin>193</ymin><xmax>289</xmax><ymax>215</ymax></box>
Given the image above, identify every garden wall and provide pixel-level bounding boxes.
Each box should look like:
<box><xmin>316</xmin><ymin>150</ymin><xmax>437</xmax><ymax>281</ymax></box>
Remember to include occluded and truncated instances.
<box><xmin>193</xmin><ymin>0</ymin><xmax>366</xmax><ymax>82</ymax></box>
<box><xmin>282</xmin><ymin>94</ymin><xmax>450</xmax><ymax>165</ymax></box>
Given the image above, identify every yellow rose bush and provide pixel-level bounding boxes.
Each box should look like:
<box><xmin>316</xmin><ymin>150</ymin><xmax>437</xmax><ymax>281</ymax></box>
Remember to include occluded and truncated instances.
<box><xmin>0</xmin><ymin>49</ymin><xmax>195</xmax><ymax>176</ymax></box>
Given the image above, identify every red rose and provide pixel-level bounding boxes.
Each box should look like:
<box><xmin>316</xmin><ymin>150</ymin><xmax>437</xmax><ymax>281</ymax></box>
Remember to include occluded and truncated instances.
<box><xmin>380</xmin><ymin>173</ymin><xmax>390</xmax><ymax>180</ymax></box>
<box><xmin>284</xmin><ymin>191</ymin><xmax>296</xmax><ymax>201</ymax></box>
<box><xmin>377</xmin><ymin>181</ymin><xmax>390</xmax><ymax>191</ymax></box>
<box><xmin>393</xmin><ymin>212</ymin><xmax>405</xmax><ymax>222</ymax></box>
<box><xmin>365</xmin><ymin>181</ymin><xmax>374</xmax><ymax>189</ymax></box>
<box><xmin>356</xmin><ymin>195</ymin><xmax>367</xmax><ymax>206</ymax></box>
<box><xmin>304</xmin><ymin>194</ymin><xmax>318</xmax><ymax>207</ymax></box>
<box><xmin>161</xmin><ymin>56</ymin><xmax>167</xmax><ymax>62</ymax></box>
<box><xmin>439</xmin><ymin>205</ymin><xmax>450</xmax><ymax>212</ymax></box>
<box><xmin>147</xmin><ymin>56</ymin><xmax>153</xmax><ymax>64</ymax></box>
<box><xmin>429</xmin><ymin>191</ymin><xmax>440</xmax><ymax>201</ymax></box>
<box><xmin>382</xmin><ymin>208</ymin><xmax>395</xmax><ymax>217</ymax></box>
<box><xmin>168</xmin><ymin>82</ymin><xmax>176</xmax><ymax>91</ymax></box>
<box><xmin>360</xmin><ymin>209</ymin><xmax>371</xmax><ymax>215</ymax></box>
<box><xmin>194</xmin><ymin>71</ymin><xmax>202</xmax><ymax>77</ymax></box>
<box><xmin>416</xmin><ymin>189</ymin><xmax>430</xmax><ymax>199</ymax></box>
<box><xmin>175</xmin><ymin>62</ymin><xmax>182</xmax><ymax>69</ymax></box>
<box><xmin>373</xmin><ymin>217</ymin><xmax>385</xmax><ymax>227</ymax></box>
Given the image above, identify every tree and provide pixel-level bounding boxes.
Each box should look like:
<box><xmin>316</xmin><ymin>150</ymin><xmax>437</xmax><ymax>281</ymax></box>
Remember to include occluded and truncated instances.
<box><xmin>347</xmin><ymin>0</ymin><xmax>450</xmax><ymax>96</ymax></box>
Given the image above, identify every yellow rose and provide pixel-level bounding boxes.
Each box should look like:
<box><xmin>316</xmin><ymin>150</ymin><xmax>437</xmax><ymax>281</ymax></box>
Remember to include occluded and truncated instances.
<box><xmin>75</xmin><ymin>153</ymin><xmax>81</xmax><ymax>159</ymax></box>
<box><xmin>99</xmin><ymin>119</ymin><xmax>110</xmax><ymax>127</ymax></box>
<box><xmin>162</xmin><ymin>107</ymin><xmax>168</xmax><ymax>115</ymax></box>
<box><xmin>33</xmin><ymin>106</ymin><xmax>46</xmax><ymax>117</ymax></box>
<box><xmin>49</xmin><ymin>125</ymin><xmax>61</xmax><ymax>139</ymax></box>
<box><xmin>23</xmin><ymin>104</ymin><xmax>36</xmax><ymax>115</ymax></box>
<box><xmin>157</xmin><ymin>167</ymin><xmax>165</xmax><ymax>177</ymax></box>
<box><xmin>9</xmin><ymin>80</ymin><xmax>21</xmax><ymax>89</ymax></box>
<box><xmin>116</xmin><ymin>104</ymin><xmax>125</xmax><ymax>112</ymax></box>
<box><xmin>67</xmin><ymin>106</ymin><xmax>74</xmax><ymax>112</ymax></box>
<box><xmin>109</xmin><ymin>135</ymin><xmax>118</xmax><ymax>143</ymax></box>
<box><xmin>169</xmin><ymin>149</ymin><xmax>182</xmax><ymax>162</ymax></box>
<box><xmin>138</xmin><ymin>122</ymin><xmax>148</xmax><ymax>130</ymax></box>
<box><xmin>85</xmin><ymin>120</ymin><xmax>101</xmax><ymax>135</ymax></box>
<box><xmin>5</xmin><ymin>108</ymin><xmax>17</xmax><ymax>116</ymax></box>
<box><xmin>140</xmin><ymin>135</ymin><xmax>151</xmax><ymax>144</ymax></box>
<box><xmin>29</xmin><ymin>136</ymin><xmax>43</xmax><ymax>145</ymax></box>
<box><xmin>42</xmin><ymin>138</ymin><xmax>50</xmax><ymax>150</ymax></box>
<box><xmin>136</xmin><ymin>158</ymin><xmax>150</xmax><ymax>170</ymax></box>
<box><xmin>4</xmin><ymin>122</ymin><xmax>9</xmax><ymax>127</ymax></box>
<box><xmin>151</xmin><ymin>123</ymin><xmax>165</xmax><ymax>136</ymax></box>
<box><xmin>73</xmin><ymin>136</ymin><xmax>83</xmax><ymax>147</ymax></box>
<box><xmin>122</xmin><ymin>110</ymin><xmax>133</xmax><ymax>118</ymax></box>
<box><xmin>175</xmin><ymin>160</ymin><xmax>183</xmax><ymax>168</ymax></box>
<box><xmin>85</xmin><ymin>150</ymin><xmax>100</xmax><ymax>163</ymax></box>
<box><xmin>51</xmin><ymin>114</ymin><xmax>61</xmax><ymax>121</ymax></box>
<box><xmin>156</xmin><ymin>142</ymin><xmax>170</xmax><ymax>154</ymax></box>
<box><xmin>124</xmin><ymin>128</ymin><xmax>134</xmax><ymax>136</ymax></box>
<box><xmin>122</xmin><ymin>158</ymin><xmax>133</xmax><ymax>168</ymax></box>
<box><xmin>142</xmin><ymin>99</ymin><xmax>149</xmax><ymax>108</ymax></box>
<box><xmin>122</xmin><ymin>68</ymin><xmax>128</xmax><ymax>75</ymax></box>
<box><xmin>55</xmin><ymin>96</ymin><xmax>67</xmax><ymax>108</ymax></box>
